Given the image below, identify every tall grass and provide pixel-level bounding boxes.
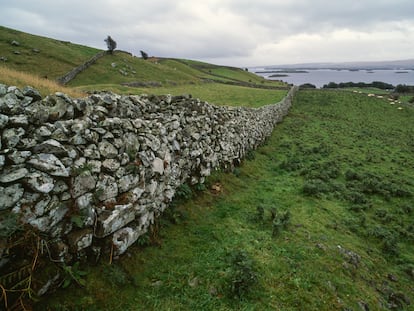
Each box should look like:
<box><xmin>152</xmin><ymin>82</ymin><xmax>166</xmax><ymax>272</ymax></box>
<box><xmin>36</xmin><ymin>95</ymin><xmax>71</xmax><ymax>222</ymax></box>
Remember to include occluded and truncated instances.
<box><xmin>0</xmin><ymin>65</ymin><xmax>85</xmax><ymax>98</ymax></box>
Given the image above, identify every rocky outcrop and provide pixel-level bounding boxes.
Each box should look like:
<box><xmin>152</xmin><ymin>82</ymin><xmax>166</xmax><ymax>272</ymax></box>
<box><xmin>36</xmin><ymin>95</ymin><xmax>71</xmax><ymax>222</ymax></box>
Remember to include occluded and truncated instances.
<box><xmin>0</xmin><ymin>84</ymin><xmax>297</xmax><ymax>266</ymax></box>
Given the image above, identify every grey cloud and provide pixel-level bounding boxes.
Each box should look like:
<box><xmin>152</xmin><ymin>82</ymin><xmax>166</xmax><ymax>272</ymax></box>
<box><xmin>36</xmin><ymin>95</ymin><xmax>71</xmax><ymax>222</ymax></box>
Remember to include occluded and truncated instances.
<box><xmin>1</xmin><ymin>0</ymin><xmax>414</xmax><ymax>65</ymax></box>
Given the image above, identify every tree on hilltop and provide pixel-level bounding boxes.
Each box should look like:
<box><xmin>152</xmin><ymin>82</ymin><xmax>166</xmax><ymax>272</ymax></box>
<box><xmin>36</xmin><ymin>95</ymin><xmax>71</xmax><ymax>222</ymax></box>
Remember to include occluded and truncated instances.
<box><xmin>140</xmin><ymin>50</ymin><xmax>149</xmax><ymax>60</ymax></box>
<box><xmin>105</xmin><ymin>35</ymin><xmax>117</xmax><ymax>54</ymax></box>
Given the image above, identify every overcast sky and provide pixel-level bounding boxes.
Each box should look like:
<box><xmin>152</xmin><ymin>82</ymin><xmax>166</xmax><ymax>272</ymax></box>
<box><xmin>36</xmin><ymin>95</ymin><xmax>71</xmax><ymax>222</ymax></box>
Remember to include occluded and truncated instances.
<box><xmin>2</xmin><ymin>0</ymin><xmax>414</xmax><ymax>67</ymax></box>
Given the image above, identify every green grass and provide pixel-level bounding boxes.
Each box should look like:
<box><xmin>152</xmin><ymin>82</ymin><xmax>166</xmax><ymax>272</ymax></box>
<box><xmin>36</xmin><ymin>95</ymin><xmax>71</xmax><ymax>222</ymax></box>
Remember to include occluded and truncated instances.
<box><xmin>68</xmin><ymin>53</ymin><xmax>200</xmax><ymax>87</ymax></box>
<box><xmin>36</xmin><ymin>90</ymin><xmax>414</xmax><ymax>311</ymax></box>
<box><xmin>0</xmin><ymin>25</ymin><xmax>100</xmax><ymax>79</ymax></box>
<box><xmin>77</xmin><ymin>83</ymin><xmax>287</xmax><ymax>108</ymax></box>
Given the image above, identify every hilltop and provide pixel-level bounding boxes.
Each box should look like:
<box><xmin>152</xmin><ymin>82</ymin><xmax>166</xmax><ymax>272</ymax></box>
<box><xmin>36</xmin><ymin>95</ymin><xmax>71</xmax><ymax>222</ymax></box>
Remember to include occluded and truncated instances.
<box><xmin>0</xmin><ymin>26</ymin><xmax>287</xmax><ymax>102</ymax></box>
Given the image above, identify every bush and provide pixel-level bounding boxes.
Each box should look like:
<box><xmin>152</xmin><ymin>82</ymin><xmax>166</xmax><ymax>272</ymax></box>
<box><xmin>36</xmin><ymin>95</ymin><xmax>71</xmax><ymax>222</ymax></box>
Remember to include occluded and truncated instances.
<box><xmin>303</xmin><ymin>179</ymin><xmax>331</xmax><ymax>197</ymax></box>
<box><xmin>226</xmin><ymin>250</ymin><xmax>258</xmax><ymax>299</ymax></box>
<box><xmin>272</xmin><ymin>210</ymin><xmax>291</xmax><ymax>237</ymax></box>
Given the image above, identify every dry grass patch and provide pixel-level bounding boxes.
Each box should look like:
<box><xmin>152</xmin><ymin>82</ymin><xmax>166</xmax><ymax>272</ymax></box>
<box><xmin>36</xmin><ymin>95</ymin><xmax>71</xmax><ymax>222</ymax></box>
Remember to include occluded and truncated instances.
<box><xmin>0</xmin><ymin>65</ymin><xmax>85</xmax><ymax>98</ymax></box>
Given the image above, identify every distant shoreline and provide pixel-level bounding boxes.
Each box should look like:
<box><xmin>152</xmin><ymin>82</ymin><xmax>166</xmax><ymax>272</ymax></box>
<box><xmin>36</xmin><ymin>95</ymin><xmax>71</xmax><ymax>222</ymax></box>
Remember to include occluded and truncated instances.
<box><xmin>255</xmin><ymin>70</ymin><xmax>308</xmax><ymax>74</ymax></box>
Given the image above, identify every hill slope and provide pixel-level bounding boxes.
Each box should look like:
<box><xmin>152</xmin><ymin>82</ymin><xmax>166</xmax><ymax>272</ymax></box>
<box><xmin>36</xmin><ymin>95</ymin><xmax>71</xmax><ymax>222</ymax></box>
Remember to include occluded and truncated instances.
<box><xmin>0</xmin><ymin>26</ymin><xmax>286</xmax><ymax>97</ymax></box>
<box><xmin>0</xmin><ymin>25</ymin><xmax>100</xmax><ymax>79</ymax></box>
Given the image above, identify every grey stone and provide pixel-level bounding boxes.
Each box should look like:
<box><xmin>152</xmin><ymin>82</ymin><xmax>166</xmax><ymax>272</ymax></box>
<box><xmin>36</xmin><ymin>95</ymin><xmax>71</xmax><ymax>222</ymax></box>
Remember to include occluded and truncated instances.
<box><xmin>112</xmin><ymin>225</ymin><xmax>144</xmax><ymax>255</ymax></box>
<box><xmin>0</xmin><ymin>114</ymin><xmax>9</xmax><ymax>129</ymax></box>
<box><xmin>118</xmin><ymin>174</ymin><xmax>140</xmax><ymax>193</ymax></box>
<box><xmin>25</xmin><ymin>171</ymin><xmax>55</xmax><ymax>193</ymax></box>
<box><xmin>11</xmin><ymin>40</ymin><xmax>20</xmax><ymax>46</ymax></box>
<box><xmin>98</xmin><ymin>140</ymin><xmax>118</xmax><ymax>158</ymax></box>
<box><xmin>8</xmin><ymin>150</ymin><xmax>32</xmax><ymax>164</ymax></box>
<box><xmin>69</xmin><ymin>134</ymin><xmax>87</xmax><ymax>145</ymax></box>
<box><xmin>27</xmin><ymin>153</ymin><xmax>69</xmax><ymax>177</ymax></box>
<box><xmin>96</xmin><ymin>174</ymin><xmax>118</xmax><ymax>201</ymax></box>
<box><xmin>0</xmin><ymin>93</ymin><xmax>20</xmax><ymax>113</ymax></box>
<box><xmin>0</xmin><ymin>167</ymin><xmax>29</xmax><ymax>183</ymax></box>
<box><xmin>84</xmin><ymin>144</ymin><xmax>100</xmax><ymax>159</ymax></box>
<box><xmin>152</xmin><ymin>157</ymin><xmax>164</xmax><ymax>174</ymax></box>
<box><xmin>0</xmin><ymin>84</ymin><xmax>7</xmax><ymax>96</ymax></box>
<box><xmin>9</xmin><ymin>115</ymin><xmax>29</xmax><ymax>127</ymax></box>
<box><xmin>34</xmin><ymin>196</ymin><xmax>51</xmax><ymax>216</ymax></box>
<box><xmin>33</xmin><ymin>139</ymin><xmax>68</xmax><ymax>156</ymax></box>
<box><xmin>22</xmin><ymin>86</ymin><xmax>42</xmax><ymax>101</ymax></box>
<box><xmin>0</xmin><ymin>155</ymin><xmax>5</xmax><ymax>169</ymax></box>
<box><xmin>2</xmin><ymin>127</ymin><xmax>25</xmax><ymax>148</ymax></box>
<box><xmin>52</xmin><ymin>180</ymin><xmax>69</xmax><ymax>194</ymax></box>
<box><xmin>0</xmin><ymin>184</ymin><xmax>24</xmax><ymax>210</ymax></box>
<box><xmin>95</xmin><ymin>203</ymin><xmax>135</xmax><ymax>237</ymax></box>
<box><xmin>102</xmin><ymin>159</ymin><xmax>120</xmax><ymax>172</ymax></box>
<box><xmin>72</xmin><ymin>172</ymin><xmax>96</xmax><ymax>198</ymax></box>
<box><xmin>87</xmin><ymin>160</ymin><xmax>102</xmax><ymax>173</ymax></box>
<box><xmin>76</xmin><ymin>193</ymin><xmax>94</xmax><ymax>210</ymax></box>
<box><xmin>68</xmin><ymin>229</ymin><xmax>93</xmax><ymax>252</ymax></box>
<box><xmin>36</xmin><ymin>126</ymin><xmax>53</xmax><ymax>137</ymax></box>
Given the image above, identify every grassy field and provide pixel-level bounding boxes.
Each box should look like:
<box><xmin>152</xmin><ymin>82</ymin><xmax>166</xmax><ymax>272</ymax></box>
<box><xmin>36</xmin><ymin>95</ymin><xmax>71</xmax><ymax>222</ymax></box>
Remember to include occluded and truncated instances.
<box><xmin>0</xmin><ymin>26</ymin><xmax>99</xmax><ymax>79</ymax></box>
<box><xmin>37</xmin><ymin>90</ymin><xmax>414</xmax><ymax>311</ymax></box>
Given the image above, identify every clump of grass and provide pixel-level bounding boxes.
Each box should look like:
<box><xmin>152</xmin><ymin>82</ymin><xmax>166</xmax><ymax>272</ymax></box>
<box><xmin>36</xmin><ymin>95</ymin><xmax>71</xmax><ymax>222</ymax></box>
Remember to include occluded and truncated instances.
<box><xmin>0</xmin><ymin>65</ymin><xmax>84</xmax><ymax>97</ymax></box>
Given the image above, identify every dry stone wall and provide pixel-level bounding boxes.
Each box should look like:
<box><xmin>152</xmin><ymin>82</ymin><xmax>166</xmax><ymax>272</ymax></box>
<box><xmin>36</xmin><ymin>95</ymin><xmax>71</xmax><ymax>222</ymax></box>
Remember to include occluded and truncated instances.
<box><xmin>0</xmin><ymin>84</ymin><xmax>297</xmax><ymax>265</ymax></box>
<box><xmin>57</xmin><ymin>51</ymin><xmax>107</xmax><ymax>85</ymax></box>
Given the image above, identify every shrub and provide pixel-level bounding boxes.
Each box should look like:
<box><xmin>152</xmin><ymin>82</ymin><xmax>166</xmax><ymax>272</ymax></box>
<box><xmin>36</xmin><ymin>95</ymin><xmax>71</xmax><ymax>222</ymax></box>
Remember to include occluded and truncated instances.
<box><xmin>175</xmin><ymin>183</ymin><xmax>193</xmax><ymax>200</ymax></box>
<box><xmin>302</xmin><ymin>179</ymin><xmax>331</xmax><ymax>197</ymax></box>
<box><xmin>272</xmin><ymin>210</ymin><xmax>291</xmax><ymax>237</ymax></box>
<box><xmin>226</xmin><ymin>250</ymin><xmax>258</xmax><ymax>299</ymax></box>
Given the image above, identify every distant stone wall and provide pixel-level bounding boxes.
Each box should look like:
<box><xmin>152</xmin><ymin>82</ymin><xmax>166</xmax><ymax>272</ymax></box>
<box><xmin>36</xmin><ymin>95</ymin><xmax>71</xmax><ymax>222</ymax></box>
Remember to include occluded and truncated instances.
<box><xmin>57</xmin><ymin>51</ymin><xmax>107</xmax><ymax>85</ymax></box>
<box><xmin>0</xmin><ymin>84</ymin><xmax>297</xmax><ymax>267</ymax></box>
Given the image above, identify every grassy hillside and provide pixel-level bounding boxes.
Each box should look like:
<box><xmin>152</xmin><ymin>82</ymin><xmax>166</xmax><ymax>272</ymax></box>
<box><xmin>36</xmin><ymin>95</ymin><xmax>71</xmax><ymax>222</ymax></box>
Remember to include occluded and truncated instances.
<box><xmin>0</xmin><ymin>26</ymin><xmax>100</xmax><ymax>79</ymax></box>
<box><xmin>37</xmin><ymin>90</ymin><xmax>414</xmax><ymax>311</ymax></box>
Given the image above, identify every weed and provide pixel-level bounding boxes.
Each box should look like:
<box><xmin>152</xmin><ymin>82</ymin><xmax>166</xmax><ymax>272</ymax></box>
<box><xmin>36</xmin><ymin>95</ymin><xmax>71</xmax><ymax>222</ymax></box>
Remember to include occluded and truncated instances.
<box><xmin>174</xmin><ymin>183</ymin><xmax>193</xmax><ymax>200</ymax></box>
<box><xmin>0</xmin><ymin>212</ymin><xmax>22</xmax><ymax>239</ymax></box>
<box><xmin>102</xmin><ymin>264</ymin><xmax>130</xmax><ymax>287</ymax></box>
<box><xmin>60</xmin><ymin>262</ymin><xmax>87</xmax><ymax>288</ymax></box>
<box><xmin>245</xmin><ymin>149</ymin><xmax>256</xmax><ymax>161</ymax></box>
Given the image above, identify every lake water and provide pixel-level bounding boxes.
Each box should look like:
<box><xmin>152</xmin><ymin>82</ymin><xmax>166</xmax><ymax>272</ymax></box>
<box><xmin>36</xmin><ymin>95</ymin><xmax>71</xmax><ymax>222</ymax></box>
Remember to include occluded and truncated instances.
<box><xmin>252</xmin><ymin>68</ymin><xmax>414</xmax><ymax>88</ymax></box>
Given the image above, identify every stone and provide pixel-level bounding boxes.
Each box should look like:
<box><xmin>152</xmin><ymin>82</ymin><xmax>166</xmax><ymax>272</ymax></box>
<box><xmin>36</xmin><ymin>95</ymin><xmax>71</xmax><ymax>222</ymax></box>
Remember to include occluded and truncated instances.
<box><xmin>33</xmin><ymin>139</ymin><xmax>68</xmax><ymax>156</ymax></box>
<box><xmin>11</xmin><ymin>40</ymin><xmax>20</xmax><ymax>46</ymax></box>
<box><xmin>0</xmin><ymin>93</ymin><xmax>20</xmax><ymax>113</ymax></box>
<box><xmin>2</xmin><ymin>127</ymin><xmax>25</xmax><ymax>148</ymax></box>
<box><xmin>98</xmin><ymin>140</ymin><xmax>118</xmax><ymax>158</ymax></box>
<box><xmin>34</xmin><ymin>196</ymin><xmax>51</xmax><ymax>216</ymax></box>
<box><xmin>95</xmin><ymin>203</ymin><xmax>135</xmax><ymax>237</ymax></box>
<box><xmin>25</xmin><ymin>171</ymin><xmax>55</xmax><ymax>193</ymax></box>
<box><xmin>72</xmin><ymin>172</ymin><xmax>96</xmax><ymax>198</ymax></box>
<box><xmin>52</xmin><ymin>180</ymin><xmax>69</xmax><ymax>194</ymax></box>
<box><xmin>47</xmin><ymin>96</ymin><xmax>70</xmax><ymax>120</ymax></box>
<box><xmin>118</xmin><ymin>174</ymin><xmax>140</xmax><ymax>193</ymax></box>
<box><xmin>0</xmin><ymin>114</ymin><xmax>9</xmax><ymax>129</ymax></box>
<box><xmin>68</xmin><ymin>229</ymin><xmax>93</xmax><ymax>252</ymax></box>
<box><xmin>0</xmin><ymin>166</ymin><xmax>29</xmax><ymax>183</ymax></box>
<box><xmin>36</xmin><ymin>126</ymin><xmax>53</xmax><ymax>137</ymax></box>
<box><xmin>95</xmin><ymin>174</ymin><xmax>118</xmax><ymax>201</ymax></box>
<box><xmin>22</xmin><ymin>86</ymin><xmax>42</xmax><ymax>101</ymax></box>
<box><xmin>9</xmin><ymin>115</ymin><xmax>29</xmax><ymax>127</ymax></box>
<box><xmin>0</xmin><ymin>184</ymin><xmax>24</xmax><ymax>210</ymax></box>
<box><xmin>8</xmin><ymin>150</ymin><xmax>32</xmax><ymax>164</ymax></box>
<box><xmin>152</xmin><ymin>157</ymin><xmax>164</xmax><ymax>174</ymax></box>
<box><xmin>112</xmin><ymin>225</ymin><xmax>144</xmax><ymax>255</ymax></box>
<box><xmin>102</xmin><ymin>159</ymin><xmax>120</xmax><ymax>172</ymax></box>
<box><xmin>27</xmin><ymin>153</ymin><xmax>69</xmax><ymax>177</ymax></box>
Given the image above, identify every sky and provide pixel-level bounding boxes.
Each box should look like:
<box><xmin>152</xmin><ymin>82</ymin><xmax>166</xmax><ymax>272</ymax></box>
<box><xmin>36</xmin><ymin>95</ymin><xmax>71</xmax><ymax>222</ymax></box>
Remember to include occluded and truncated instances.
<box><xmin>2</xmin><ymin>0</ymin><xmax>414</xmax><ymax>67</ymax></box>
